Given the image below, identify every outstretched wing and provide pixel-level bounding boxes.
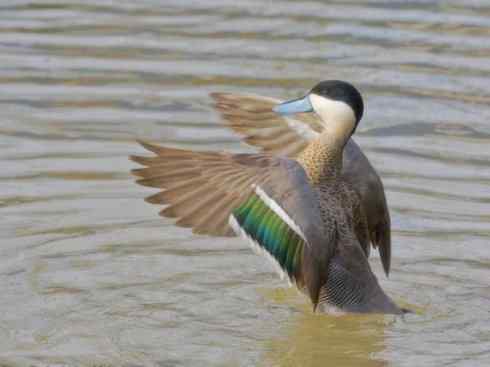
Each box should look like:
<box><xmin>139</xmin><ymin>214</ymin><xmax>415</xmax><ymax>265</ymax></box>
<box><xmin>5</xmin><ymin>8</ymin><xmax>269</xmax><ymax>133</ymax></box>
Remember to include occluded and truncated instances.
<box><xmin>211</xmin><ymin>92</ymin><xmax>322</xmax><ymax>156</ymax></box>
<box><xmin>130</xmin><ymin>141</ymin><xmax>272</xmax><ymax>237</ymax></box>
<box><xmin>130</xmin><ymin>142</ymin><xmax>334</xmax><ymax>306</ymax></box>
<box><xmin>212</xmin><ymin>92</ymin><xmax>392</xmax><ymax>276</ymax></box>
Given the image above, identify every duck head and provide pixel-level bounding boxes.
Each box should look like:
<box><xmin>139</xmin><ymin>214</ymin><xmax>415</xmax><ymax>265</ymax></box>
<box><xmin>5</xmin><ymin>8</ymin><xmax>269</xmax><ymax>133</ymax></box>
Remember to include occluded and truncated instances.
<box><xmin>273</xmin><ymin>80</ymin><xmax>364</xmax><ymax>138</ymax></box>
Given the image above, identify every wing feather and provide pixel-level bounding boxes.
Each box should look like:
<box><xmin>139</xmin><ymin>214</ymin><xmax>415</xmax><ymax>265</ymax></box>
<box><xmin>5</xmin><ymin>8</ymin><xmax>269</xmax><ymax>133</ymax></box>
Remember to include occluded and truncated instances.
<box><xmin>130</xmin><ymin>142</ymin><xmax>274</xmax><ymax>237</ymax></box>
<box><xmin>211</xmin><ymin>93</ymin><xmax>321</xmax><ymax>156</ymax></box>
<box><xmin>131</xmin><ymin>141</ymin><xmax>333</xmax><ymax>307</ymax></box>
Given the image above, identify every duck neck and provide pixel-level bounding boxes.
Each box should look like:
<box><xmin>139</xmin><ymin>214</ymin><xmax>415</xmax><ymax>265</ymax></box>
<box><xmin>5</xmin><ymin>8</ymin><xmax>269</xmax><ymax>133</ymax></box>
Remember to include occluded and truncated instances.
<box><xmin>297</xmin><ymin>124</ymin><xmax>352</xmax><ymax>184</ymax></box>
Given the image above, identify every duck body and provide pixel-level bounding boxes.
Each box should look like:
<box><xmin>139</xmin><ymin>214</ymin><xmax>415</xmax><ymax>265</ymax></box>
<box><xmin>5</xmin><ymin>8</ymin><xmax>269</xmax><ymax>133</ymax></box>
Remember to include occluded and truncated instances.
<box><xmin>296</xmin><ymin>133</ymin><xmax>398</xmax><ymax>313</ymax></box>
<box><xmin>131</xmin><ymin>80</ymin><xmax>403</xmax><ymax>314</ymax></box>
<box><xmin>211</xmin><ymin>91</ymin><xmax>392</xmax><ymax>276</ymax></box>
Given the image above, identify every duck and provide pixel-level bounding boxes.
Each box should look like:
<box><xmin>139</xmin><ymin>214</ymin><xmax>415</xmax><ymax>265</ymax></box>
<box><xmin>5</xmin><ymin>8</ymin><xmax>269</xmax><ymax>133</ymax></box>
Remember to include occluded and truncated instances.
<box><xmin>209</xmin><ymin>89</ymin><xmax>391</xmax><ymax>277</ymax></box>
<box><xmin>130</xmin><ymin>80</ymin><xmax>403</xmax><ymax>314</ymax></box>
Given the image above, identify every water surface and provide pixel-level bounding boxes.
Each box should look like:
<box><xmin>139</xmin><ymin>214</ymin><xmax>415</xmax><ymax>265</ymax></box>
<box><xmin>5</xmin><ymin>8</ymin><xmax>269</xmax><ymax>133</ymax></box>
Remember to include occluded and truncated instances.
<box><xmin>1</xmin><ymin>1</ymin><xmax>489</xmax><ymax>366</ymax></box>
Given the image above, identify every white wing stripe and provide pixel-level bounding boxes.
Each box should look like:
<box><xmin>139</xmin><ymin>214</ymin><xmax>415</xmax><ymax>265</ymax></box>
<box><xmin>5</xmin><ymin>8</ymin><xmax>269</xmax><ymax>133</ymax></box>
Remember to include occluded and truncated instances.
<box><xmin>254</xmin><ymin>185</ymin><xmax>307</xmax><ymax>242</ymax></box>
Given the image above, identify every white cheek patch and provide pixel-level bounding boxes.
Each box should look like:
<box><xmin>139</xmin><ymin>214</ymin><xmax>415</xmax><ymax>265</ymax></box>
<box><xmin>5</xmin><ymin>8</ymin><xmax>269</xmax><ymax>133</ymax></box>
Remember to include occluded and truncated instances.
<box><xmin>309</xmin><ymin>94</ymin><xmax>356</xmax><ymax>133</ymax></box>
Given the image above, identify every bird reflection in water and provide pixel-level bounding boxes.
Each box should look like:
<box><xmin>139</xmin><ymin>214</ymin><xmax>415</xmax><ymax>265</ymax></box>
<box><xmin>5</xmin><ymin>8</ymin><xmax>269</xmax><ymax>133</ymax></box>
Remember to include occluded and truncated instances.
<box><xmin>260</xmin><ymin>287</ymin><xmax>390</xmax><ymax>367</ymax></box>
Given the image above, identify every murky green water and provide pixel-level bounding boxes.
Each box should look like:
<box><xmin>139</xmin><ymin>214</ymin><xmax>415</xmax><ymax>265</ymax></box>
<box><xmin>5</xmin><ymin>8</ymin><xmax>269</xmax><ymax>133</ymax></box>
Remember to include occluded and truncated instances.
<box><xmin>1</xmin><ymin>1</ymin><xmax>489</xmax><ymax>366</ymax></box>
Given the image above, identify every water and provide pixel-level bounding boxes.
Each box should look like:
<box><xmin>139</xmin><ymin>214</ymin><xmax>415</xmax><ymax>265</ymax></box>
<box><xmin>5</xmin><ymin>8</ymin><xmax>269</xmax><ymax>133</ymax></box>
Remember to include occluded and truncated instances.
<box><xmin>1</xmin><ymin>0</ymin><xmax>489</xmax><ymax>366</ymax></box>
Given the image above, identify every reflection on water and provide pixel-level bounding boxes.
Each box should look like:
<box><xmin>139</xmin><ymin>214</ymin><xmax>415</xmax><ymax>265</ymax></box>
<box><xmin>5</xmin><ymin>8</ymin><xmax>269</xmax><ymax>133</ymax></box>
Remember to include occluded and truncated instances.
<box><xmin>262</xmin><ymin>288</ymin><xmax>389</xmax><ymax>367</ymax></box>
<box><xmin>1</xmin><ymin>0</ymin><xmax>490</xmax><ymax>366</ymax></box>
